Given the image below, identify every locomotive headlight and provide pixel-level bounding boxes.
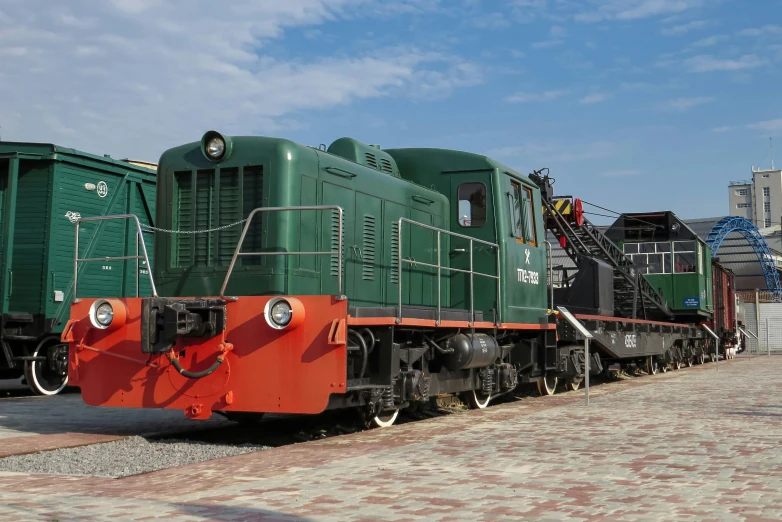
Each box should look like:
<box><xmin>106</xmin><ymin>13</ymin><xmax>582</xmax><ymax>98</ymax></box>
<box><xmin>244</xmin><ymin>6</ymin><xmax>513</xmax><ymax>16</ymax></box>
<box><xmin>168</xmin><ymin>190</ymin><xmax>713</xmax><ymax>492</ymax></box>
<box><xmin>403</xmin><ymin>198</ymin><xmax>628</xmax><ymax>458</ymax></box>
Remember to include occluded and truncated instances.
<box><xmin>263</xmin><ymin>297</ymin><xmax>305</xmax><ymax>331</ymax></box>
<box><xmin>96</xmin><ymin>302</ymin><xmax>114</xmax><ymax>326</ymax></box>
<box><xmin>206</xmin><ymin>137</ymin><xmax>225</xmax><ymax>159</ymax></box>
<box><xmin>271</xmin><ymin>301</ymin><xmax>292</xmax><ymax>326</ymax></box>
<box><xmin>201</xmin><ymin>130</ymin><xmax>232</xmax><ymax>162</ymax></box>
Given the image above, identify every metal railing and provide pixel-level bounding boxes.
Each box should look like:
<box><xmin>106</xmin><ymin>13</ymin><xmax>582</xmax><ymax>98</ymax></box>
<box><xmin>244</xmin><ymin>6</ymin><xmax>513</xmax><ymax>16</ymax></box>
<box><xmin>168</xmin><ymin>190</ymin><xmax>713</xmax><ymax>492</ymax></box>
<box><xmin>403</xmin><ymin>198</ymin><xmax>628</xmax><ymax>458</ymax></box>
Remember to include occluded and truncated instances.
<box><xmin>73</xmin><ymin>214</ymin><xmax>157</xmax><ymax>300</ymax></box>
<box><xmin>220</xmin><ymin>206</ymin><xmax>344</xmax><ymax>299</ymax></box>
<box><xmin>396</xmin><ymin>218</ymin><xmax>500</xmax><ymax>326</ymax></box>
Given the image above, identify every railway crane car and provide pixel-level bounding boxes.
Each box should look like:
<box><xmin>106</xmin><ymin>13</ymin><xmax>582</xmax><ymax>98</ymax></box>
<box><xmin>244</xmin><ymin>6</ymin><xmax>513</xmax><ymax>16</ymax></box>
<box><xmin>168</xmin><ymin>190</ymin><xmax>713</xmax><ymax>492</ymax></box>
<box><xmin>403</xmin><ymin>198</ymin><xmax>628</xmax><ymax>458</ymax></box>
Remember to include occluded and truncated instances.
<box><xmin>0</xmin><ymin>142</ymin><xmax>156</xmax><ymax>395</ymax></box>
<box><xmin>63</xmin><ymin>132</ymin><xmax>714</xmax><ymax>427</ymax></box>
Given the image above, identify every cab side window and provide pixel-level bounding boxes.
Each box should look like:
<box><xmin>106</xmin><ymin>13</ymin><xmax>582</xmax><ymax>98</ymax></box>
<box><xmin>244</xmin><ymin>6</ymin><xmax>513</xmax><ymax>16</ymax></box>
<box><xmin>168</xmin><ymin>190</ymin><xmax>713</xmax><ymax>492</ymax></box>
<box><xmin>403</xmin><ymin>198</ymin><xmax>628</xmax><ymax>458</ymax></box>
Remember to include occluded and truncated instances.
<box><xmin>457</xmin><ymin>182</ymin><xmax>487</xmax><ymax>227</ymax></box>
<box><xmin>510</xmin><ymin>181</ymin><xmax>537</xmax><ymax>246</ymax></box>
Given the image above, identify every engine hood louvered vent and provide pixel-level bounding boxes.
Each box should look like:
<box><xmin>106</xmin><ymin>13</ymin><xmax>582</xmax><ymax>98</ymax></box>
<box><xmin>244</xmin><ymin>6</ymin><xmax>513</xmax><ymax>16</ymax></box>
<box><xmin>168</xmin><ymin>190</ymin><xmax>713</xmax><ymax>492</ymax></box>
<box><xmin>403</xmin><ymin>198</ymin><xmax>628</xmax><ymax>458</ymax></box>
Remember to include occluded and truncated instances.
<box><xmin>326</xmin><ymin>137</ymin><xmax>400</xmax><ymax>178</ymax></box>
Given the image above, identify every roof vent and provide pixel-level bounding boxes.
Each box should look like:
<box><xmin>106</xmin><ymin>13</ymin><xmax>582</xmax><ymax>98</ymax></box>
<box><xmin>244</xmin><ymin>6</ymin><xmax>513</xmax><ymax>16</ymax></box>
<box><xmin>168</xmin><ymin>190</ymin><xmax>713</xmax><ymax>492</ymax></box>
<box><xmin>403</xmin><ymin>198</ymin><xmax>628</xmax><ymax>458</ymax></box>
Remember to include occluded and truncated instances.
<box><xmin>326</xmin><ymin>137</ymin><xmax>400</xmax><ymax>177</ymax></box>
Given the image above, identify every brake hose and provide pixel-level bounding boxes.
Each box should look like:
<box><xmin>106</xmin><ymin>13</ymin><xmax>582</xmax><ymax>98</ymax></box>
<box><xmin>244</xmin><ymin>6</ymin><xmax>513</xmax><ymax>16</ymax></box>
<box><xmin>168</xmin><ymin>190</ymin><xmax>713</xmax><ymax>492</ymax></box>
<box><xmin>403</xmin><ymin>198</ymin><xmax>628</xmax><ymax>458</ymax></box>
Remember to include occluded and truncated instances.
<box><xmin>166</xmin><ymin>351</ymin><xmax>225</xmax><ymax>379</ymax></box>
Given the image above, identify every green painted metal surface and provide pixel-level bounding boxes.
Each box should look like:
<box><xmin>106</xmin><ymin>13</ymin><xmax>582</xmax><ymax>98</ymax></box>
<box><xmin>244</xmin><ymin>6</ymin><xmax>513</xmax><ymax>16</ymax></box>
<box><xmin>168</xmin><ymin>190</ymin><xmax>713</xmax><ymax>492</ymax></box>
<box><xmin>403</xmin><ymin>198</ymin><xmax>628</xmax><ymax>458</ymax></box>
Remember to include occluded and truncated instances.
<box><xmin>154</xmin><ymin>135</ymin><xmax>549</xmax><ymax>326</ymax></box>
<box><xmin>0</xmin><ymin>142</ymin><xmax>157</xmax><ymax>333</ymax></box>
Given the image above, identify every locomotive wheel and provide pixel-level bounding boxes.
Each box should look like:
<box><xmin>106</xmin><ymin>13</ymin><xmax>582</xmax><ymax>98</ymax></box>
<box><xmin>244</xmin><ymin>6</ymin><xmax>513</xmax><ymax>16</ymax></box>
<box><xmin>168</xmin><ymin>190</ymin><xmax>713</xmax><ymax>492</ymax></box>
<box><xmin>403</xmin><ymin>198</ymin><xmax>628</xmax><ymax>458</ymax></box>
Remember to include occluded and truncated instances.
<box><xmin>537</xmin><ymin>374</ymin><xmax>557</xmax><ymax>396</ymax></box>
<box><xmin>465</xmin><ymin>390</ymin><xmax>492</xmax><ymax>409</ymax></box>
<box><xmin>363</xmin><ymin>409</ymin><xmax>399</xmax><ymax>429</ymax></box>
<box><xmin>673</xmin><ymin>360</ymin><xmax>682</xmax><ymax>370</ymax></box>
<box><xmin>24</xmin><ymin>339</ymin><xmax>69</xmax><ymax>396</ymax></box>
<box><xmin>564</xmin><ymin>378</ymin><xmax>582</xmax><ymax>392</ymax></box>
<box><xmin>698</xmin><ymin>353</ymin><xmax>705</xmax><ymax>365</ymax></box>
<box><xmin>659</xmin><ymin>362</ymin><xmax>668</xmax><ymax>373</ymax></box>
<box><xmin>646</xmin><ymin>357</ymin><xmax>658</xmax><ymax>375</ymax></box>
<box><xmin>685</xmin><ymin>356</ymin><xmax>693</xmax><ymax>367</ymax></box>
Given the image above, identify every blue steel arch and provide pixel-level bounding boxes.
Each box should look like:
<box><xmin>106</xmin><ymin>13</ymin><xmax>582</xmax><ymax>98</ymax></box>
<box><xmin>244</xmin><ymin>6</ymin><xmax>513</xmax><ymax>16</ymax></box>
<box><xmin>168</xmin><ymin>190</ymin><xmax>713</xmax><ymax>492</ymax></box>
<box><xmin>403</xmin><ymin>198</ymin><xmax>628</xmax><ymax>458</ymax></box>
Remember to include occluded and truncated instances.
<box><xmin>705</xmin><ymin>216</ymin><xmax>782</xmax><ymax>301</ymax></box>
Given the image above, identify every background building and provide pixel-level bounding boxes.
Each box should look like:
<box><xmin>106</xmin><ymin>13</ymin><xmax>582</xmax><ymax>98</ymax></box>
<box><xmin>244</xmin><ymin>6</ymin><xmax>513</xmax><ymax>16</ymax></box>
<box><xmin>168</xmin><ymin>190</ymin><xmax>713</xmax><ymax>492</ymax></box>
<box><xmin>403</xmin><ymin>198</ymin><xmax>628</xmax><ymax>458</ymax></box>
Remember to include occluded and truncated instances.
<box><xmin>728</xmin><ymin>166</ymin><xmax>782</xmax><ymax>230</ymax></box>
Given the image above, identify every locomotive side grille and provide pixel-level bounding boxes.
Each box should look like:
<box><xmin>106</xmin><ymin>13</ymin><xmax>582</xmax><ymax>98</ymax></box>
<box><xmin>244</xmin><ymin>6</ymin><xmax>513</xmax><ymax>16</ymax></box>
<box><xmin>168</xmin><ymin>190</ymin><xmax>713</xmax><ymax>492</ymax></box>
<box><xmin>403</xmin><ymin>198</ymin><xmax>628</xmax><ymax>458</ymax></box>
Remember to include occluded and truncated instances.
<box><xmin>193</xmin><ymin>170</ymin><xmax>214</xmax><ymax>266</ymax></box>
<box><xmin>241</xmin><ymin>166</ymin><xmax>263</xmax><ymax>266</ymax></box>
<box><xmin>362</xmin><ymin>214</ymin><xmax>376</xmax><ymax>281</ymax></box>
<box><xmin>217</xmin><ymin>168</ymin><xmax>239</xmax><ymax>266</ymax></box>
<box><xmin>380</xmin><ymin>158</ymin><xmax>393</xmax><ymax>174</ymax></box>
<box><xmin>173</xmin><ymin>165</ymin><xmax>263</xmax><ymax>268</ymax></box>
<box><xmin>330</xmin><ymin>211</ymin><xmax>342</xmax><ymax>276</ymax></box>
<box><xmin>390</xmin><ymin>222</ymin><xmax>400</xmax><ymax>284</ymax></box>
<box><xmin>174</xmin><ymin>171</ymin><xmax>193</xmax><ymax>268</ymax></box>
<box><xmin>364</xmin><ymin>152</ymin><xmax>378</xmax><ymax>170</ymax></box>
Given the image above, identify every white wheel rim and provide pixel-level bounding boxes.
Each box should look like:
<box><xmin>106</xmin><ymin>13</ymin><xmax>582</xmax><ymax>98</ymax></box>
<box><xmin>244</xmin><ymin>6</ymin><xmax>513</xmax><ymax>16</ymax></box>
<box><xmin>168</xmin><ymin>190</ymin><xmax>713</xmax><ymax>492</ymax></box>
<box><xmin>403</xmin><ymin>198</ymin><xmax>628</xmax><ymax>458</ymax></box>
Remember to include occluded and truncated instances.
<box><xmin>472</xmin><ymin>390</ymin><xmax>491</xmax><ymax>409</ymax></box>
<box><xmin>30</xmin><ymin>343</ymin><xmax>68</xmax><ymax>396</ymax></box>
<box><xmin>539</xmin><ymin>375</ymin><xmax>556</xmax><ymax>395</ymax></box>
<box><xmin>372</xmin><ymin>409</ymin><xmax>399</xmax><ymax>428</ymax></box>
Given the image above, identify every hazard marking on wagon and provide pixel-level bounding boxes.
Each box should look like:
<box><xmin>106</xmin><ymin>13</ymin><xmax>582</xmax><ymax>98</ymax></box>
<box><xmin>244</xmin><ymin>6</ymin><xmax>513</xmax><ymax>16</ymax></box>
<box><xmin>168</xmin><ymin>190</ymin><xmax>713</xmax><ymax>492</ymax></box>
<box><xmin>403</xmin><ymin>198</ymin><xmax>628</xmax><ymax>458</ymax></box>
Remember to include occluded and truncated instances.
<box><xmin>65</xmin><ymin>211</ymin><xmax>81</xmax><ymax>223</ymax></box>
<box><xmin>97</xmin><ymin>181</ymin><xmax>108</xmax><ymax>198</ymax></box>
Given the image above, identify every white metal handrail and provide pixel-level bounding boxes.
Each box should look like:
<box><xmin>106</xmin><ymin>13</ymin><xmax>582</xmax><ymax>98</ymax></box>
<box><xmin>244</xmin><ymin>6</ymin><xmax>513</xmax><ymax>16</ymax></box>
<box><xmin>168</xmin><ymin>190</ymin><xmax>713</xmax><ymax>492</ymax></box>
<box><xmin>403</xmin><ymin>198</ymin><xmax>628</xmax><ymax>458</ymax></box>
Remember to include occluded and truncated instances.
<box><xmin>396</xmin><ymin>218</ymin><xmax>501</xmax><ymax>326</ymax></box>
<box><xmin>220</xmin><ymin>206</ymin><xmax>344</xmax><ymax>299</ymax></box>
<box><xmin>73</xmin><ymin>214</ymin><xmax>157</xmax><ymax>300</ymax></box>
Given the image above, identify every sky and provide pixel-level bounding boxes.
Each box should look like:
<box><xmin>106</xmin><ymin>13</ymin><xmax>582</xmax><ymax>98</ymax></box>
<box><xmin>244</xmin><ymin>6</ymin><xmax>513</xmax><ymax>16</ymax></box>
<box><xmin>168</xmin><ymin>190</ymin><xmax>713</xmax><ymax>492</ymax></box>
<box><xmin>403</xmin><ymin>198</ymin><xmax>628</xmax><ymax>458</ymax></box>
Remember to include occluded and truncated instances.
<box><xmin>1</xmin><ymin>0</ymin><xmax>781</xmax><ymax>224</ymax></box>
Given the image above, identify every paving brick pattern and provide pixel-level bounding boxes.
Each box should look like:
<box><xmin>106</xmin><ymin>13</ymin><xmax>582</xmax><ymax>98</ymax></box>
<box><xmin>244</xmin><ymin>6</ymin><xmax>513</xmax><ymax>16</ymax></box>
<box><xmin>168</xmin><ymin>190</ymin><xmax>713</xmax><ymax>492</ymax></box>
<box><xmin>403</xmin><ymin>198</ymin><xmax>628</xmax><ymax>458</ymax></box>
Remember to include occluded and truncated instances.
<box><xmin>1</xmin><ymin>357</ymin><xmax>781</xmax><ymax>521</ymax></box>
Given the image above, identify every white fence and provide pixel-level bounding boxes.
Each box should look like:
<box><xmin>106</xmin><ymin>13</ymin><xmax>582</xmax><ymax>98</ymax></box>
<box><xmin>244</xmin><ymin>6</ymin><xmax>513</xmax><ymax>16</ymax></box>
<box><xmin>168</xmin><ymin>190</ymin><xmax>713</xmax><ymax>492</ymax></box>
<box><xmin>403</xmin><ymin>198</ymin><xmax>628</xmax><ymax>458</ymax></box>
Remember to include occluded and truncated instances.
<box><xmin>743</xmin><ymin>303</ymin><xmax>782</xmax><ymax>354</ymax></box>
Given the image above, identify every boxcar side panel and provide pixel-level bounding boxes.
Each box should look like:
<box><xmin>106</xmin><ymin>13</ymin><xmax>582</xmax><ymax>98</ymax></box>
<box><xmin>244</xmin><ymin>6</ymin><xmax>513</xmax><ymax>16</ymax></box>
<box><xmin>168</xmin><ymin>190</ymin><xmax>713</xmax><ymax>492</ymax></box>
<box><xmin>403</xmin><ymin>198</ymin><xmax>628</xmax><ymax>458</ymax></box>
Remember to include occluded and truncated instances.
<box><xmin>48</xmin><ymin>168</ymin><xmax>156</xmax><ymax>331</ymax></box>
<box><xmin>8</xmin><ymin>160</ymin><xmax>52</xmax><ymax>315</ymax></box>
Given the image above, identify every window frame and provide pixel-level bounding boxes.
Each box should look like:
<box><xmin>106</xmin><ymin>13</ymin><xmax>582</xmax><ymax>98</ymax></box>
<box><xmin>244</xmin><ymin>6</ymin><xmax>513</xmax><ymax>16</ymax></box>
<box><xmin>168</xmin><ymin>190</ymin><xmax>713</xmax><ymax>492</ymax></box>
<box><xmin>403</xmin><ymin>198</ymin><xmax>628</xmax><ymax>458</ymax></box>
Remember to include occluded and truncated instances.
<box><xmin>456</xmin><ymin>181</ymin><xmax>487</xmax><ymax>228</ymax></box>
<box><xmin>508</xmin><ymin>180</ymin><xmax>537</xmax><ymax>246</ymax></box>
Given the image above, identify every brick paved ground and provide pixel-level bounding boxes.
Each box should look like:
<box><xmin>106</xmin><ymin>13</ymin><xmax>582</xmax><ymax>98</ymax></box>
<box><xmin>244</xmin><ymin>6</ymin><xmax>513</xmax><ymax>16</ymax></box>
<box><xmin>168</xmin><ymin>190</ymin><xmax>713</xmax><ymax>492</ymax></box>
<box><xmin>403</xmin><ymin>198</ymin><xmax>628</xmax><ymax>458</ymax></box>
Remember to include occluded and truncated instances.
<box><xmin>1</xmin><ymin>356</ymin><xmax>781</xmax><ymax>521</ymax></box>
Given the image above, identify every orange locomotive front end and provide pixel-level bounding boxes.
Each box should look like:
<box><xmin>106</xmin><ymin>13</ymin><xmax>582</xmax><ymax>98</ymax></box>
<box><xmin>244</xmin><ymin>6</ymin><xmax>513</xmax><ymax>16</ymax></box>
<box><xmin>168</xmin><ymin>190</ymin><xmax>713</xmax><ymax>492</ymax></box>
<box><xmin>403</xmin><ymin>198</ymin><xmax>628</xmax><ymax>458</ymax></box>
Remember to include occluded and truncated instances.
<box><xmin>64</xmin><ymin>295</ymin><xmax>348</xmax><ymax>419</ymax></box>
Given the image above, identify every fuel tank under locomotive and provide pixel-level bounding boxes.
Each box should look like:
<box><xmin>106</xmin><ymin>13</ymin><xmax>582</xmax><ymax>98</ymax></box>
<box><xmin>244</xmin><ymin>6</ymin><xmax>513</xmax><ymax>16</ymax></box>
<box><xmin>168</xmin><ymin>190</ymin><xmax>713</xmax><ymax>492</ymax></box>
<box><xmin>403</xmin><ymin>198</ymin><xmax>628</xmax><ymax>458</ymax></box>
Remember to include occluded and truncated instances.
<box><xmin>442</xmin><ymin>333</ymin><xmax>500</xmax><ymax>370</ymax></box>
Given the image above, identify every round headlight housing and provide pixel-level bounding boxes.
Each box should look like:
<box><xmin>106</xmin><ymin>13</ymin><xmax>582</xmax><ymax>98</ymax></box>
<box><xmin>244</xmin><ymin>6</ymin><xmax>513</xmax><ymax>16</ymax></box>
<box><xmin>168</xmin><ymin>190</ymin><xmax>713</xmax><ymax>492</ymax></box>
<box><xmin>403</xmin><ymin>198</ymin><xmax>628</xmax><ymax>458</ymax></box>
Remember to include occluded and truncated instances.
<box><xmin>201</xmin><ymin>130</ymin><xmax>231</xmax><ymax>161</ymax></box>
<box><xmin>90</xmin><ymin>300</ymin><xmax>114</xmax><ymax>329</ymax></box>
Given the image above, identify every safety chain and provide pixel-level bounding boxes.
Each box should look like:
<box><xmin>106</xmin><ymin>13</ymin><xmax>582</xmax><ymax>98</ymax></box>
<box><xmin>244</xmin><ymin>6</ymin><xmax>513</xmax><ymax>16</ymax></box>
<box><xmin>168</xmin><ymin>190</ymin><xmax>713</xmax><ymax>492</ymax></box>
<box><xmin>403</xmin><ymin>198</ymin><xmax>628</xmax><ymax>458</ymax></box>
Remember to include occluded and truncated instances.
<box><xmin>138</xmin><ymin>219</ymin><xmax>248</xmax><ymax>235</ymax></box>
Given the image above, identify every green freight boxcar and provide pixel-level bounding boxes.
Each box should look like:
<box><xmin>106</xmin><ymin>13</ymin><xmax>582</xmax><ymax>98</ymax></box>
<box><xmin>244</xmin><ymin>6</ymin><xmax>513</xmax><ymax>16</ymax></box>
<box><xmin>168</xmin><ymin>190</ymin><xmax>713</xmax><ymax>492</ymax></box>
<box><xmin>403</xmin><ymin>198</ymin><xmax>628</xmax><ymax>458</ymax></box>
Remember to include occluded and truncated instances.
<box><xmin>0</xmin><ymin>142</ymin><xmax>157</xmax><ymax>394</ymax></box>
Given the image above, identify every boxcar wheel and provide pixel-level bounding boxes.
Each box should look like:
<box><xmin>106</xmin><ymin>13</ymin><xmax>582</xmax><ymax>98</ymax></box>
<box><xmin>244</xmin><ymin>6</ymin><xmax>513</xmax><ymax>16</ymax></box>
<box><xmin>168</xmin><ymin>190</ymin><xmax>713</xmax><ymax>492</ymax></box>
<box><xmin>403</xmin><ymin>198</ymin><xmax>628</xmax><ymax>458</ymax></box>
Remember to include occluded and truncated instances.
<box><xmin>673</xmin><ymin>360</ymin><xmax>682</xmax><ymax>370</ymax></box>
<box><xmin>564</xmin><ymin>378</ymin><xmax>582</xmax><ymax>391</ymax></box>
<box><xmin>24</xmin><ymin>339</ymin><xmax>69</xmax><ymax>396</ymax></box>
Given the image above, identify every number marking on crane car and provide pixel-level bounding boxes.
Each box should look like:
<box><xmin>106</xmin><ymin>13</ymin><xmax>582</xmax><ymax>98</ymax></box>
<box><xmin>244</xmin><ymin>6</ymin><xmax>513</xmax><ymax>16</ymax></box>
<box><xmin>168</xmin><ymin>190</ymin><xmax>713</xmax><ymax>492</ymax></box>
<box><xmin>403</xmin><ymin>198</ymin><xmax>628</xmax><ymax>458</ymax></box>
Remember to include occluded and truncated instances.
<box><xmin>517</xmin><ymin>268</ymin><xmax>540</xmax><ymax>285</ymax></box>
<box><xmin>624</xmin><ymin>334</ymin><xmax>637</xmax><ymax>348</ymax></box>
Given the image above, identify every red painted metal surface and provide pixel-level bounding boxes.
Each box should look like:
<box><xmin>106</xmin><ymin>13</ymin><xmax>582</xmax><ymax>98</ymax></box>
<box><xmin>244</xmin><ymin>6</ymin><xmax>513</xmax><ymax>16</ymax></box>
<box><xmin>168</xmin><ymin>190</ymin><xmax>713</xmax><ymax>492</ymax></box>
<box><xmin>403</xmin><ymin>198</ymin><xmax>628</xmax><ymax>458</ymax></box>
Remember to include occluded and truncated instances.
<box><xmin>68</xmin><ymin>296</ymin><xmax>348</xmax><ymax>418</ymax></box>
<box><xmin>712</xmin><ymin>261</ymin><xmax>736</xmax><ymax>336</ymax></box>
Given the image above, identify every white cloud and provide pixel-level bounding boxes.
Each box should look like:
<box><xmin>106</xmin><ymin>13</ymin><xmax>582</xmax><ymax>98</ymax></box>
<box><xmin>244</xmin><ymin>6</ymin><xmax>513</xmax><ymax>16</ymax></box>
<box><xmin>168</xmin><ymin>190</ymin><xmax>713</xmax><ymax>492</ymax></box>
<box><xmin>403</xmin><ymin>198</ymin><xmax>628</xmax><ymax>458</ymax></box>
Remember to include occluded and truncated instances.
<box><xmin>684</xmin><ymin>54</ymin><xmax>766</xmax><ymax>72</ymax></box>
<box><xmin>662</xmin><ymin>96</ymin><xmax>715</xmax><ymax>111</ymax></box>
<box><xmin>0</xmin><ymin>1</ymin><xmax>478</xmax><ymax>159</ymax></box>
<box><xmin>580</xmin><ymin>92</ymin><xmax>611</xmax><ymax>104</ymax></box>
<box><xmin>662</xmin><ymin>19</ymin><xmax>709</xmax><ymax>36</ymax></box>
<box><xmin>504</xmin><ymin>89</ymin><xmax>568</xmax><ymax>103</ymax></box>
<box><xmin>712</xmin><ymin>126</ymin><xmax>732</xmax><ymax>132</ymax></box>
<box><xmin>576</xmin><ymin>0</ymin><xmax>703</xmax><ymax>23</ymax></box>
<box><xmin>550</xmin><ymin>24</ymin><xmax>567</xmax><ymax>37</ymax></box>
<box><xmin>692</xmin><ymin>35</ymin><xmax>727</xmax><ymax>47</ymax></box>
<box><xmin>747</xmin><ymin>119</ymin><xmax>782</xmax><ymax>132</ymax></box>
<box><xmin>738</xmin><ymin>25</ymin><xmax>782</xmax><ymax>37</ymax></box>
<box><xmin>472</xmin><ymin>12</ymin><xmax>512</xmax><ymax>28</ymax></box>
